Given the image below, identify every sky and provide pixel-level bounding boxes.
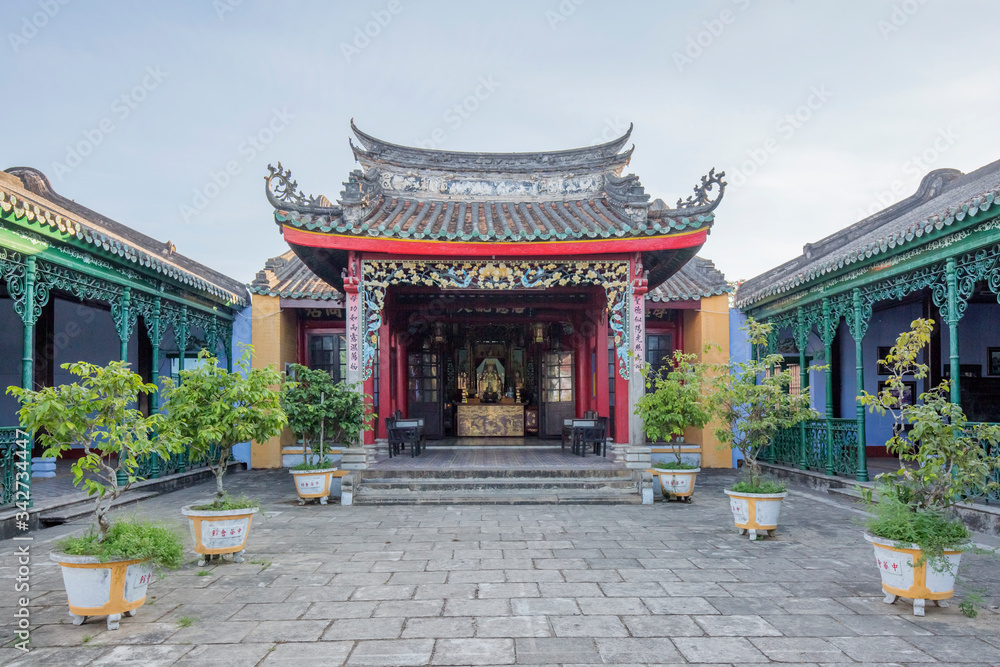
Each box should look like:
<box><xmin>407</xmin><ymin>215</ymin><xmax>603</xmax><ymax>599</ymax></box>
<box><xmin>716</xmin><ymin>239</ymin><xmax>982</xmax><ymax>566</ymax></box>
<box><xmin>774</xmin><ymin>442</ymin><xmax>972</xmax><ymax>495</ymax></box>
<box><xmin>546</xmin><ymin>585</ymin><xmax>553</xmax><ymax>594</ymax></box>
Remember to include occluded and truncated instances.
<box><xmin>3</xmin><ymin>0</ymin><xmax>999</xmax><ymax>285</ymax></box>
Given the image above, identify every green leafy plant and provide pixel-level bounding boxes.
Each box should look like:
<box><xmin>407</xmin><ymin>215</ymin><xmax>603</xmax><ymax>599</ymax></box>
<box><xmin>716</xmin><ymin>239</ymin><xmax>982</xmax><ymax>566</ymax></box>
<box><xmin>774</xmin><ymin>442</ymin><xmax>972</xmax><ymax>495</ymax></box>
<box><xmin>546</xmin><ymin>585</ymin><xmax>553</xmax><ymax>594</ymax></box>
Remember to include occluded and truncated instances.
<box><xmin>196</xmin><ymin>570</ymin><xmax>211</xmax><ymax>577</ymax></box>
<box><xmin>281</xmin><ymin>364</ymin><xmax>373</xmax><ymax>467</ymax></box>
<box><xmin>177</xmin><ymin>616</ymin><xmax>196</xmax><ymax>628</ymax></box>
<box><xmin>59</xmin><ymin>519</ymin><xmax>184</xmax><ymax>570</ymax></box>
<box><xmin>7</xmin><ymin>361</ymin><xmax>183</xmax><ymax>542</ymax></box>
<box><xmin>160</xmin><ymin>345</ymin><xmax>286</xmax><ymax>502</ymax></box>
<box><xmin>709</xmin><ymin>318</ymin><xmax>822</xmax><ymax>492</ymax></box>
<box><xmin>635</xmin><ymin>348</ymin><xmax>714</xmax><ymax>468</ymax></box>
<box><xmin>858</xmin><ymin>318</ymin><xmax>1000</xmax><ymax>563</ymax></box>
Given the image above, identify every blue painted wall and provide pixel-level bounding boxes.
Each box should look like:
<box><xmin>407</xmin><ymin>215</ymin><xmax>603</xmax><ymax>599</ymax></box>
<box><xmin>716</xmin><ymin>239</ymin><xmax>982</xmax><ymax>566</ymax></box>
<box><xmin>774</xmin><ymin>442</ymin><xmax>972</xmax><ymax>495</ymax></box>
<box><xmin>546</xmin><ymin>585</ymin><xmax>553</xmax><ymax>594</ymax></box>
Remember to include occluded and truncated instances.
<box><xmin>0</xmin><ymin>298</ymin><xmax>21</xmax><ymax>427</ymax></box>
<box><xmin>230</xmin><ymin>305</ymin><xmax>253</xmax><ymax>467</ymax></box>
<box><xmin>728</xmin><ymin>308</ymin><xmax>749</xmax><ymax>467</ymax></box>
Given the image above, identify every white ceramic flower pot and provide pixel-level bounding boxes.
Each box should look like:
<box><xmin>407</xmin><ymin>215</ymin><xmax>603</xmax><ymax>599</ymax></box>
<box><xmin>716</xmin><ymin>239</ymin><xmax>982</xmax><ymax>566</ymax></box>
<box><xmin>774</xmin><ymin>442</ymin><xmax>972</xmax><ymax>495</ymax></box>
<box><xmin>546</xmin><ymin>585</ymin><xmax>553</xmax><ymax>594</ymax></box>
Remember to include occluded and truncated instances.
<box><xmin>864</xmin><ymin>533</ymin><xmax>962</xmax><ymax>616</ymax></box>
<box><xmin>50</xmin><ymin>553</ymin><xmax>153</xmax><ymax>630</ymax></box>
<box><xmin>181</xmin><ymin>505</ymin><xmax>257</xmax><ymax>566</ymax></box>
<box><xmin>650</xmin><ymin>468</ymin><xmax>700</xmax><ymax>501</ymax></box>
<box><xmin>290</xmin><ymin>467</ymin><xmax>337</xmax><ymax>505</ymax></box>
<box><xmin>724</xmin><ymin>489</ymin><xmax>787</xmax><ymax>540</ymax></box>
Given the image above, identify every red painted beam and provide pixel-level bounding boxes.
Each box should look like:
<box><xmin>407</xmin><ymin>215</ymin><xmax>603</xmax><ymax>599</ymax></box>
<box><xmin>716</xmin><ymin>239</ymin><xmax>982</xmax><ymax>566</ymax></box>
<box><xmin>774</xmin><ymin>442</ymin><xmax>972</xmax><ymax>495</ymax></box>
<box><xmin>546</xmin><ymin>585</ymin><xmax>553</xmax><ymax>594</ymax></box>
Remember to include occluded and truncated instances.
<box><xmin>283</xmin><ymin>226</ymin><xmax>707</xmax><ymax>256</ymax></box>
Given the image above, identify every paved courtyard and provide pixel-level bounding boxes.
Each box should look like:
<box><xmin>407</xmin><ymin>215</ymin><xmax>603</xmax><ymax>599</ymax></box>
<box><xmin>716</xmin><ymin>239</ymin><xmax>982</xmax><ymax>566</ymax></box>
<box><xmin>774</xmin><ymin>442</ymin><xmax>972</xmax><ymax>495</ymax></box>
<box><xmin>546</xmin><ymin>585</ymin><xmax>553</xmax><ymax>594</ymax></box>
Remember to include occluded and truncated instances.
<box><xmin>2</xmin><ymin>469</ymin><xmax>999</xmax><ymax>666</ymax></box>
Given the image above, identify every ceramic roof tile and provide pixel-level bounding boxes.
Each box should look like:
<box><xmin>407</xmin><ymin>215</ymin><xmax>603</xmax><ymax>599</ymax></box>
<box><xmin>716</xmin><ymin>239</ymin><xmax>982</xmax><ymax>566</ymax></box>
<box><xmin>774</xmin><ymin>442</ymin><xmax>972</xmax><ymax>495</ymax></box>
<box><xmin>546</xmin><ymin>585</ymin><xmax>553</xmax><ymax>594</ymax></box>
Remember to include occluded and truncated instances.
<box><xmin>736</xmin><ymin>159</ymin><xmax>1000</xmax><ymax>309</ymax></box>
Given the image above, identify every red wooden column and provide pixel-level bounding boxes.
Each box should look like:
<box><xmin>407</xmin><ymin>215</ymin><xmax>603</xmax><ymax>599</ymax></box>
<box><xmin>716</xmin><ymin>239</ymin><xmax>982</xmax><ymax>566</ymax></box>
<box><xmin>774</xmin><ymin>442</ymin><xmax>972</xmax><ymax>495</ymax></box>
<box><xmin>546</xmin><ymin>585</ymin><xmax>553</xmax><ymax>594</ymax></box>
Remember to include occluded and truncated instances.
<box><xmin>394</xmin><ymin>330</ymin><xmax>408</xmax><ymax>418</ymax></box>
<box><xmin>596</xmin><ymin>309</ymin><xmax>609</xmax><ymax>419</ymax></box>
<box><xmin>377</xmin><ymin>318</ymin><xmax>391</xmax><ymax>441</ymax></box>
<box><xmin>613</xmin><ymin>347</ymin><xmax>629</xmax><ymax>445</ymax></box>
<box><xmin>573</xmin><ymin>322</ymin><xmax>587</xmax><ymax>418</ymax></box>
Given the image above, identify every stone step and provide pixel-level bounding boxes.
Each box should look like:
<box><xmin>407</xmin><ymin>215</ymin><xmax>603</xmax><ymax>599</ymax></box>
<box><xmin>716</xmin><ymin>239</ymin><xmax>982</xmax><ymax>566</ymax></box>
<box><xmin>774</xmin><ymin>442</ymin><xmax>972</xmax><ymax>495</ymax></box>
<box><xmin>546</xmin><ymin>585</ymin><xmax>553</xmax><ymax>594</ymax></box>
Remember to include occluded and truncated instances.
<box><xmin>362</xmin><ymin>468</ymin><xmax>632</xmax><ymax>480</ymax></box>
<box><xmin>360</xmin><ymin>476</ymin><xmax>634</xmax><ymax>490</ymax></box>
<box><xmin>355</xmin><ymin>489</ymin><xmax>642</xmax><ymax>505</ymax></box>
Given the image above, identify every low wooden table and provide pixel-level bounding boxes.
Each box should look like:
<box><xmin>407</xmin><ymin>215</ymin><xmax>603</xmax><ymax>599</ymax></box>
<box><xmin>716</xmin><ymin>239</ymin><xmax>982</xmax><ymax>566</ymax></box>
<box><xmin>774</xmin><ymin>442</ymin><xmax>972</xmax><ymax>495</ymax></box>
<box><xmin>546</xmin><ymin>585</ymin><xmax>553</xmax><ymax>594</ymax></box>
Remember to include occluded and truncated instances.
<box><xmin>456</xmin><ymin>404</ymin><xmax>524</xmax><ymax>437</ymax></box>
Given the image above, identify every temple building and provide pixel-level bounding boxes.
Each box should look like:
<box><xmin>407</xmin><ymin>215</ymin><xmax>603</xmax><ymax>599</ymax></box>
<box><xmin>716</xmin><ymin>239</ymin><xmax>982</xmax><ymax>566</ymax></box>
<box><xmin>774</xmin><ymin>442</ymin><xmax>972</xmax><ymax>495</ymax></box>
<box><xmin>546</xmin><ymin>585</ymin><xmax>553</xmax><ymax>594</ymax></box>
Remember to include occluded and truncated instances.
<box><xmin>0</xmin><ymin>167</ymin><xmax>250</xmax><ymax>499</ymax></box>
<box><xmin>253</xmin><ymin>123</ymin><xmax>732</xmax><ymax>469</ymax></box>
<box><xmin>737</xmin><ymin>158</ymin><xmax>1000</xmax><ymax>483</ymax></box>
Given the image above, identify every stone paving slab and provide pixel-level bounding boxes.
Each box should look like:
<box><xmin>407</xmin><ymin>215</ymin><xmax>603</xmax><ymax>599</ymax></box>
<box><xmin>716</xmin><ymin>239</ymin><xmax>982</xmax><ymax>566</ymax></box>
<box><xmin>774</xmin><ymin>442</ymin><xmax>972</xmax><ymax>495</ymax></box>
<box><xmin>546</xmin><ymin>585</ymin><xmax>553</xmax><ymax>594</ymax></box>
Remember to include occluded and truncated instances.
<box><xmin>1</xmin><ymin>468</ymin><xmax>999</xmax><ymax>665</ymax></box>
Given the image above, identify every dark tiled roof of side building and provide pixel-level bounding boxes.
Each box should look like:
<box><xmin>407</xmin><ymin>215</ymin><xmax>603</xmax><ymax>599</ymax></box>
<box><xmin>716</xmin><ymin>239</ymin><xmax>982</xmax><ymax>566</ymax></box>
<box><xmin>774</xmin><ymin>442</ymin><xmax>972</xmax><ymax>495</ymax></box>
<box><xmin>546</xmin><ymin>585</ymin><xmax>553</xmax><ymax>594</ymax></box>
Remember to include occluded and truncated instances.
<box><xmin>736</xmin><ymin>159</ymin><xmax>1000</xmax><ymax>308</ymax></box>
<box><xmin>250</xmin><ymin>251</ymin><xmax>728</xmax><ymax>304</ymax></box>
<box><xmin>2</xmin><ymin>167</ymin><xmax>249</xmax><ymax>306</ymax></box>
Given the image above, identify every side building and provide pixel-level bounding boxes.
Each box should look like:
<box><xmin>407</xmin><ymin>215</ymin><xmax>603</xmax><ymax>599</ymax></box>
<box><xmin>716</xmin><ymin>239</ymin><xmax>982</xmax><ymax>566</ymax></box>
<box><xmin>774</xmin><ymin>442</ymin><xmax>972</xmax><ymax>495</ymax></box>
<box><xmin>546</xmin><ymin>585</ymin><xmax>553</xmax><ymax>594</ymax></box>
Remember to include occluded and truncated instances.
<box><xmin>736</xmin><ymin>159</ymin><xmax>1000</xmax><ymax>482</ymax></box>
<box><xmin>0</xmin><ymin>167</ymin><xmax>251</xmax><ymax>503</ymax></box>
<box><xmin>252</xmin><ymin>122</ymin><xmax>733</xmax><ymax>469</ymax></box>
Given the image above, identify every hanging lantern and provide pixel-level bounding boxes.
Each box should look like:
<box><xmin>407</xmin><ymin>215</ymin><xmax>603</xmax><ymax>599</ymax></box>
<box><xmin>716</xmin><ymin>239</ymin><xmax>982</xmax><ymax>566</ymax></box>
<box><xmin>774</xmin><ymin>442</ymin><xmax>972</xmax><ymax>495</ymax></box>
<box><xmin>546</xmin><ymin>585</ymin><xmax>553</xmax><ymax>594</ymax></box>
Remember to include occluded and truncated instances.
<box><xmin>533</xmin><ymin>322</ymin><xmax>544</xmax><ymax>343</ymax></box>
<box><xmin>433</xmin><ymin>322</ymin><xmax>446</xmax><ymax>344</ymax></box>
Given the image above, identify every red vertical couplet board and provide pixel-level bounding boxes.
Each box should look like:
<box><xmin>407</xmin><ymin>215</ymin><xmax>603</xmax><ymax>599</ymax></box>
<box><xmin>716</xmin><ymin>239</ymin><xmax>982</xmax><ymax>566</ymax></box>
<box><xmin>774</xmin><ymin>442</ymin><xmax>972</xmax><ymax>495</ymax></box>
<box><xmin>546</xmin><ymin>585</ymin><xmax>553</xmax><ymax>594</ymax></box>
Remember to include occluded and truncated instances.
<box><xmin>346</xmin><ymin>291</ymin><xmax>361</xmax><ymax>377</ymax></box>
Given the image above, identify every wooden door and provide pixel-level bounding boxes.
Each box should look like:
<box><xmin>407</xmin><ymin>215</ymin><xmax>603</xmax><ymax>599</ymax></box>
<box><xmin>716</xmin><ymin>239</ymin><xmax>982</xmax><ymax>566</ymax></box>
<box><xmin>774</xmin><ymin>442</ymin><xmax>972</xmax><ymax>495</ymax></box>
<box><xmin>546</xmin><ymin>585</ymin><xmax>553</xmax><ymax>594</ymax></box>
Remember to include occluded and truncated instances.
<box><xmin>541</xmin><ymin>351</ymin><xmax>575</xmax><ymax>437</ymax></box>
<box><xmin>407</xmin><ymin>351</ymin><xmax>442</xmax><ymax>438</ymax></box>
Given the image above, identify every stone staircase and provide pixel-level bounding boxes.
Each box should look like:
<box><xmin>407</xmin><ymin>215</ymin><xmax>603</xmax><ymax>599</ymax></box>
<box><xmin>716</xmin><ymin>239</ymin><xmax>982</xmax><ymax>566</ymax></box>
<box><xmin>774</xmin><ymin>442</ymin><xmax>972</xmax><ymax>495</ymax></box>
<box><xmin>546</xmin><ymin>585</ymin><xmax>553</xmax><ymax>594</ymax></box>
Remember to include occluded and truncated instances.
<box><xmin>353</xmin><ymin>468</ymin><xmax>641</xmax><ymax>505</ymax></box>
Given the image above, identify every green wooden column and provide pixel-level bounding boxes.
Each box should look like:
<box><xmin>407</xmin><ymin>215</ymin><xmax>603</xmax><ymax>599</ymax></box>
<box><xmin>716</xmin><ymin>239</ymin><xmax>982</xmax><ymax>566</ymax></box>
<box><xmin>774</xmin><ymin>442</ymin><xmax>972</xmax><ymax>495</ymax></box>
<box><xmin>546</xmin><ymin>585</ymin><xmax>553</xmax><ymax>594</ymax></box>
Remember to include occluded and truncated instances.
<box><xmin>19</xmin><ymin>256</ymin><xmax>37</xmax><ymax>501</ymax></box>
<box><xmin>851</xmin><ymin>288</ymin><xmax>869</xmax><ymax>482</ymax></box>
<box><xmin>149</xmin><ymin>296</ymin><xmax>162</xmax><ymax>413</ymax></box>
<box><xmin>20</xmin><ymin>257</ymin><xmax>36</xmax><ymax>392</ymax></box>
<box><xmin>795</xmin><ymin>308</ymin><xmax>809</xmax><ymax>470</ymax></box>
<box><xmin>945</xmin><ymin>257</ymin><xmax>961</xmax><ymax>405</ymax></box>
<box><xmin>821</xmin><ymin>298</ymin><xmax>836</xmax><ymax>475</ymax></box>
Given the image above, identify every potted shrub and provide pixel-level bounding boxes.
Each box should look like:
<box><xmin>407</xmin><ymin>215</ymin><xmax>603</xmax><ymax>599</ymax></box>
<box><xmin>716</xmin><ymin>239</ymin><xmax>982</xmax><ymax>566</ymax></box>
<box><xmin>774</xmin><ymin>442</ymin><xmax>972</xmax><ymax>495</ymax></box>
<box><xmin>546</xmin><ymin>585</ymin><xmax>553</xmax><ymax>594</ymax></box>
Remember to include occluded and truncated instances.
<box><xmin>859</xmin><ymin>318</ymin><xmax>1000</xmax><ymax>616</ymax></box>
<box><xmin>709</xmin><ymin>318</ymin><xmax>821</xmax><ymax>540</ymax></box>
<box><xmin>635</xmin><ymin>349</ymin><xmax>712</xmax><ymax>502</ymax></box>
<box><xmin>160</xmin><ymin>346</ymin><xmax>285</xmax><ymax>566</ymax></box>
<box><xmin>281</xmin><ymin>364</ymin><xmax>358</xmax><ymax>505</ymax></box>
<box><xmin>8</xmin><ymin>361</ymin><xmax>184</xmax><ymax>630</ymax></box>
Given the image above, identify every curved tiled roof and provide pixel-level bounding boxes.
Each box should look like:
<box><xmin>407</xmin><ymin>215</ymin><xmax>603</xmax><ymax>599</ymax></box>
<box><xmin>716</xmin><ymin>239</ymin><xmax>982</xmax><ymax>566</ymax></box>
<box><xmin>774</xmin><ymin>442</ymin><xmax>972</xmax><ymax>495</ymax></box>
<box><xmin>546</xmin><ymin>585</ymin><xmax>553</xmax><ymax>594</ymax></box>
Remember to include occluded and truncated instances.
<box><xmin>265</xmin><ymin>124</ymin><xmax>726</xmax><ymax>244</ymax></box>
<box><xmin>648</xmin><ymin>257</ymin><xmax>730</xmax><ymax>302</ymax></box>
<box><xmin>249</xmin><ymin>250</ymin><xmax>341</xmax><ymax>301</ymax></box>
<box><xmin>251</xmin><ymin>250</ymin><xmax>727</xmax><ymax>304</ymax></box>
<box><xmin>736</xmin><ymin>159</ymin><xmax>1000</xmax><ymax>309</ymax></box>
<box><xmin>2</xmin><ymin>167</ymin><xmax>249</xmax><ymax>307</ymax></box>
<box><xmin>349</xmin><ymin>119</ymin><xmax>635</xmax><ymax>175</ymax></box>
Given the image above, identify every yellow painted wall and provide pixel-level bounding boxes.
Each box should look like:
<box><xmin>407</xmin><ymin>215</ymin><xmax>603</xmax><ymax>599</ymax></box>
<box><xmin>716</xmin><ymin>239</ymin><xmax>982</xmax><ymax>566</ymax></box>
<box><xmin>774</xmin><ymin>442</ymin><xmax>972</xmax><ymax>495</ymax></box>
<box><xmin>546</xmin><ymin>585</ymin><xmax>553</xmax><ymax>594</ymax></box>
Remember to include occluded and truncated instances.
<box><xmin>683</xmin><ymin>294</ymin><xmax>733</xmax><ymax>469</ymax></box>
<box><xmin>250</xmin><ymin>294</ymin><xmax>298</xmax><ymax>468</ymax></box>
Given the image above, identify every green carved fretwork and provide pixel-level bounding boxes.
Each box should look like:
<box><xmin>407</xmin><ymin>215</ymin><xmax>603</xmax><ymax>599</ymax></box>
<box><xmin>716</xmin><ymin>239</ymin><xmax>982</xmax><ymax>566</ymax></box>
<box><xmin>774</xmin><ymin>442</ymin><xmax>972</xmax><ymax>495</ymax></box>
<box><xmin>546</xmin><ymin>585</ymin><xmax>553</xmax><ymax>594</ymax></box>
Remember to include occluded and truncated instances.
<box><xmin>112</xmin><ymin>287</ymin><xmax>135</xmax><ymax>362</ymax></box>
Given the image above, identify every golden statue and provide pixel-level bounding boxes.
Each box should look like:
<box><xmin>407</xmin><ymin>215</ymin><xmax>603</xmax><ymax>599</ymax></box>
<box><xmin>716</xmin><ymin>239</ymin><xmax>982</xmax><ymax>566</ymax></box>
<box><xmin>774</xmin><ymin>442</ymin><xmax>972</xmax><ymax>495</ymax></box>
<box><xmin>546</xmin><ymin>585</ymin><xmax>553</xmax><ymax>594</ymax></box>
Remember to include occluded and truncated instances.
<box><xmin>477</xmin><ymin>358</ymin><xmax>504</xmax><ymax>403</ymax></box>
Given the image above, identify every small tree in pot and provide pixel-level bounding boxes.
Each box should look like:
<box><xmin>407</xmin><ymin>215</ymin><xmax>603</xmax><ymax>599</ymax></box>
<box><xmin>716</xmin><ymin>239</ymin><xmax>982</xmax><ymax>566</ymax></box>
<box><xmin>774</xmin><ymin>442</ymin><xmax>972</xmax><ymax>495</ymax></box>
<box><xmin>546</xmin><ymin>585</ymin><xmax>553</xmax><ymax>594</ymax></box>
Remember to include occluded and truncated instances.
<box><xmin>281</xmin><ymin>364</ymin><xmax>372</xmax><ymax>504</ymax></box>
<box><xmin>8</xmin><ymin>360</ymin><xmax>184</xmax><ymax>629</ymax></box>
<box><xmin>709</xmin><ymin>318</ymin><xmax>821</xmax><ymax>538</ymax></box>
<box><xmin>160</xmin><ymin>345</ymin><xmax>286</xmax><ymax>564</ymax></box>
<box><xmin>859</xmin><ymin>318</ymin><xmax>1000</xmax><ymax>616</ymax></box>
<box><xmin>634</xmin><ymin>348</ymin><xmax>713</xmax><ymax>501</ymax></box>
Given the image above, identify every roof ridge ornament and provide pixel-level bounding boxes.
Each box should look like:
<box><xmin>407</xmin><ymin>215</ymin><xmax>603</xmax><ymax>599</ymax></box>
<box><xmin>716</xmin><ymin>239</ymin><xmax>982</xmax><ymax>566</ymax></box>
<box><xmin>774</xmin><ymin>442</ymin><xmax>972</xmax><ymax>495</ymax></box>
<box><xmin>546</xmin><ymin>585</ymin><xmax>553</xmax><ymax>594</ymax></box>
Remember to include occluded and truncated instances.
<box><xmin>676</xmin><ymin>168</ymin><xmax>727</xmax><ymax>211</ymax></box>
<box><xmin>265</xmin><ymin>162</ymin><xmax>342</xmax><ymax>215</ymax></box>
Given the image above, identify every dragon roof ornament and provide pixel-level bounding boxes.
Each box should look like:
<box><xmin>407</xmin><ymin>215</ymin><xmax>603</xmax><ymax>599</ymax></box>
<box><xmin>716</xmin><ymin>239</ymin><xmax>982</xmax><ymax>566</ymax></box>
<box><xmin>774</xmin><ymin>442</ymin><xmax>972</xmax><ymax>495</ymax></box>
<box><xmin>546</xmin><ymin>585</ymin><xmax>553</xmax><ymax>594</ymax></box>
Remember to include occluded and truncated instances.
<box><xmin>265</xmin><ymin>162</ymin><xmax>342</xmax><ymax>215</ymax></box>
